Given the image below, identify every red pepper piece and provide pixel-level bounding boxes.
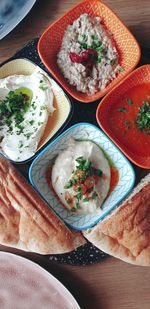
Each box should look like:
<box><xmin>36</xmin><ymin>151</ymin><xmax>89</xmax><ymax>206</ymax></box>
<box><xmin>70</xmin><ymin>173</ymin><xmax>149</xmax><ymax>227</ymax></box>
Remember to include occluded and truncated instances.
<box><xmin>69</xmin><ymin>52</ymin><xmax>82</xmax><ymax>63</ymax></box>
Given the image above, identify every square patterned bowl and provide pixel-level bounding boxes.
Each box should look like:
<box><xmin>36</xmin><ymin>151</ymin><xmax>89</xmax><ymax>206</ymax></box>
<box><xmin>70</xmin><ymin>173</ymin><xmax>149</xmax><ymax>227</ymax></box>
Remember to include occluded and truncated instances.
<box><xmin>29</xmin><ymin>123</ymin><xmax>135</xmax><ymax>230</ymax></box>
<box><xmin>0</xmin><ymin>58</ymin><xmax>73</xmax><ymax>163</ymax></box>
<box><xmin>38</xmin><ymin>0</ymin><xmax>141</xmax><ymax>103</ymax></box>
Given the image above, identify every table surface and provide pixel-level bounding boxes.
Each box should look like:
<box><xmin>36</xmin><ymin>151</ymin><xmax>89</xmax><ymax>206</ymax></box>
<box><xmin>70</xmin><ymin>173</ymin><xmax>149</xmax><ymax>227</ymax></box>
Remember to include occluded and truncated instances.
<box><xmin>0</xmin><ymin>1</ymin><xmax>150</xmax><ymax>308</ymax></box>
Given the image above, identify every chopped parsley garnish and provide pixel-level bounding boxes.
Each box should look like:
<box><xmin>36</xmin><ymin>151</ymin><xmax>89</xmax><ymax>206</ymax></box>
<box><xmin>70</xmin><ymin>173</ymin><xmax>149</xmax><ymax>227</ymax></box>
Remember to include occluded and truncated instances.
<box><xmin>78</xmin><ymin>34</ymin><xmax>107</xmax><ymax>63</ymax></box>
<box><xmin>117</xmin><ymin>96</ymin><xmax>150</xmax><ymax>135</ymax></box>
<box><xmin>83</xmin><ymin>197</ymin><xmax>90</xmax><ymax>202</ymax></box>
<box><xmin>29</xmin><ymin>120</ymin><xmax>34</xmax><ymax>125</ymax></box>
<box><xmin>24</xmin><ymin>132</ymin><xmax>33</xmax><ymax>139</ymax></box>
<box><xmin>39</xmin><ymin>84</ymin><xmax>48</xmax><ymax>91</ymax></box>
<box><xmin>91</xmin><ymin>191</ymin><xmax>98</xmax><ymax>199</ymax></box>
<box><xmin>18</xmin><ymin>140</ymin><xmax>23</xmax><ymax>148</ymax></box>
<box><xmin>127</xmin><ymin>98</ymin><xmax>133</xmax><ymax>105</ymax></box>
<box><xmin>64</xmin><ymin>156</ymin><xmax>102</xmax><ymax>211</ymax></box>
<box><xmin>38</xmin><ymin>121</ymin><xmax>43</xmax><ymax>126</ymax></box>
<box><xmin>117</xmin><ymin>107</ymin><xmax>127</xmax><ymax>113</ymax></box>
<box><xmin>0</xmin><ymin>88</ymin><xmax>32</xmax><ymax>134</ymax></box>
<box><xmin>136</xmin><ymin>101</ymin><xmax>150</xmax><ymax>134</ymax></box>
<box><xmin>40</xmin><ymin>106</ymin><xmax>46</xmax><ymax>110</ymax></box>
<box><xmin>119</xmin><ymin>67</ymin><xmax>124</xmax><ymax>72</ymax></box>
<box><xmin>110</xmin><ymin>58</ymin><xmax>117</xmax><ymax>65</ymax></box>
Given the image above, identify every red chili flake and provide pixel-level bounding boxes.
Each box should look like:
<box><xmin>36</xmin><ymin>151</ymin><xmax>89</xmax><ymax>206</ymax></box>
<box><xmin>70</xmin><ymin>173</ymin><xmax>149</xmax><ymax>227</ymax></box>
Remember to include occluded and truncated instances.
<box><xmin>69</xmin><ymin>48</ymin><xmax>98</xmax><ymax>66</ymax></box>
<box><xmin>69</xmin><ymin>52</ymin><xmax>82</xmax><ymax>63</ymax></box>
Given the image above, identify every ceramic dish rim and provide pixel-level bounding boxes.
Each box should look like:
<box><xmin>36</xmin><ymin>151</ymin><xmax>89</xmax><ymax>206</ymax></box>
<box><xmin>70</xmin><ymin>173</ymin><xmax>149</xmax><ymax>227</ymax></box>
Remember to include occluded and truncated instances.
<box><xmin>29</xmin><ymin>122</ymin><xmax>135</xmax><ymax>230</ymax></box>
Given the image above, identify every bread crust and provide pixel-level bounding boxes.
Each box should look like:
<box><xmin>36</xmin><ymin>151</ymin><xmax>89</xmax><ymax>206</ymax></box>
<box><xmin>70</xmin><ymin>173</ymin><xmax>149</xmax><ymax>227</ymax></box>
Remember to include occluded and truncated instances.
<box><xmin>83</xmin><ymin>173</ymin><xmax>150</xmax><ymax>266</ymax></box>
<box><xmin>0</xmin><ymin>156</ymin><xmax>85</xmax><ymax>254</ymax></box>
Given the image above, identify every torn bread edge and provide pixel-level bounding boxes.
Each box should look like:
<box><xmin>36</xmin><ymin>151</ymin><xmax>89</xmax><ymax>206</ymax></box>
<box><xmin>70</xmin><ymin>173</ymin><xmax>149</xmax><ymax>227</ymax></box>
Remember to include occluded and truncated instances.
<box><xmin>83</xmin><ymin>173</ymin><xmax>150</xmax><ymax>266</ymax></box>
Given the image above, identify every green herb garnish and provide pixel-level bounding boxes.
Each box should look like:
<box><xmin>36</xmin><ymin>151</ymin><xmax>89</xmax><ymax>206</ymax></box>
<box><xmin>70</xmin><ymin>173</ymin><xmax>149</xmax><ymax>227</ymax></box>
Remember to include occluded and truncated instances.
<box><xmin>64</xmin><ymin>180</ymin><xmax>73</xmax><ymax>189</ymax></box>
<box><xmin>83</xmin><ymin>198</ymin><xmax>90</xmax><ymax>202</ymax></box>
<box><xmin>119</xmin><ymin>67</ymin><xmax>124</xmax><ymax>72</ymax></box>
<box><xmin>78</xmin><ymin>34</ymin><xmax>106</xmax><ymax>62</ymax></box>
<box><xmin>29</xmin><ymin>120</ymin><xmax>34</xmax><ymax>125</ymax></box>
<box><xmin>18</xmin><ymin>140</ymin><xmax>23</xmax><ymax>149</ymax></box>
<box><xmin>127</xmin><ymin>98</ymin><xmax>133</xmax><ymax>105</ymax></box>
<box><xmin>39</xmin><ymin>85</ymin><xmax>48</xmax><ymax>91</ymax></box>
<box><xmin>64</xmin><ymin>156</ymin><xmax>103</xmax><ymax>212</ymax></box>
<box><xmin>117</xmin><ymin>107</ymin><xmax>127</xmax><ymax>113</ymax></box>
<box><xmin>38</xmin><ymin>121</ymin><xmax>43</xmax><ymax>126</ymax></box>
<box><xmin>92</xmin><ymin>191</ymin><xmax>98</xmax><ymax>199</ymax></box>
<box><xmin>110</xmin><ymin>58</ymin><xmax>117</xmax><ymax>65</ymax></box>
<box><xmin>0</xmin><ymin>88</ymin><xmax>32</xmax><ymax>134</ymax></box>
<box><xmin>136</xmin><ymin>101</ymin><xmax>150</xmax><ymax>134</ymax></box>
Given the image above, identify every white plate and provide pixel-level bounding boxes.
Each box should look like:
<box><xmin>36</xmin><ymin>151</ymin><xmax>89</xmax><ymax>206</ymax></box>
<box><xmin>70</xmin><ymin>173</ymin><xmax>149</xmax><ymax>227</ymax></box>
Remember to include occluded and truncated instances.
<box><xmin>0</xmin><ymin>0</ymin><xmax>36</xmax><ymax>40</ymax></box>
<box><xmin>0</xmin><ymin>251</ymin><xmax>80</xmax><ymax>309</ymax></box>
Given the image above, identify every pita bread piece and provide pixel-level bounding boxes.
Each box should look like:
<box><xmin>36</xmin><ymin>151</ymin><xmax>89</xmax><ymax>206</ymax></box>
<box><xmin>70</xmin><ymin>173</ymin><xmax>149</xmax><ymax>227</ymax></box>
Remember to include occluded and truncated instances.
<box><xmin>83</xmin><ymin>173</ymin><xmax>150</xmax><ymax>266</ymax></box>
<box><xmin>0</xmin><ymin>156</ymin><xmax>85</xmax><ymax>254</ymax></box>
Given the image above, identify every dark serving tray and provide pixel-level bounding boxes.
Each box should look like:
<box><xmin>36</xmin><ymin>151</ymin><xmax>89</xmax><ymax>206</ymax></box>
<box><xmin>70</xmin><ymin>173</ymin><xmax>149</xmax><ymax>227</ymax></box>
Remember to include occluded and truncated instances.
<box><xmin>1</xmin><ymin>38</ymin><xmax>149</xmax><ymax>265</ymax></box>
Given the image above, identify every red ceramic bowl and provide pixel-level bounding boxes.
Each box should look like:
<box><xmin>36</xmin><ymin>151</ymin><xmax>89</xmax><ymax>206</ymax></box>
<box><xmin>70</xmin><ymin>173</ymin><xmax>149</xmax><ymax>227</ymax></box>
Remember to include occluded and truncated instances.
<box><xmin>96</xmin><ymin>64</ymin><xmax>150</xmax><ymax>169</ymax></box>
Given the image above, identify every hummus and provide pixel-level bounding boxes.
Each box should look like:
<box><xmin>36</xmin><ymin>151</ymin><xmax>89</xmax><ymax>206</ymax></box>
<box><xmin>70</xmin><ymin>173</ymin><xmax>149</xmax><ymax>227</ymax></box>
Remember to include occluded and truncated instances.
<box><xmin>51</xmin><ymin>139</ymin><xmax>111</xmax><ymax>215</ymax></box>
<box><xmin>0</xmin><ymin>69</ymin><xmax>54</xmax><ymax>161</ymax></box>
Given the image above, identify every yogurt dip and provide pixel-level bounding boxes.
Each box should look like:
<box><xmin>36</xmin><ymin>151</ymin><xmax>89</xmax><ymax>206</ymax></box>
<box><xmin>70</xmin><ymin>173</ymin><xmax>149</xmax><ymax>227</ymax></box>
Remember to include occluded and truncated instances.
<box><xmin>51</xmin><ymin>139</ymin><xmax>110</xmax><ymax>214</ymax></box>
<box><xmin>0</xmin><ymin>69</ymin><xmax>54</xmax><ymax>162</ymax></box>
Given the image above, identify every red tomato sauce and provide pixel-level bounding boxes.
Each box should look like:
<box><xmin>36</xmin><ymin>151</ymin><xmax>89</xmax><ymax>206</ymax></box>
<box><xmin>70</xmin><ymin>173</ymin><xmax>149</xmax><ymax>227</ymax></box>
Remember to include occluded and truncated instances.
<box><xmin>109</xmin><ymin>166</ymin><xmax>119</xmax><ymax>194</ymax></box>
<box><xmin>108</xmin><ymin>83</ymin><xmax>150</xmax><ymax>157</ymax></box>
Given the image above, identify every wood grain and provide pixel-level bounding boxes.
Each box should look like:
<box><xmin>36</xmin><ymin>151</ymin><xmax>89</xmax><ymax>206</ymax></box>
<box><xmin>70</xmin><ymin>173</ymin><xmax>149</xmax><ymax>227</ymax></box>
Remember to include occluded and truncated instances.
<box><xmin>0</xmin><ymin>0</ymin><xmax>150</xmax><ymax>63</ymax></box>
<box><xmin>0</xmin><ymin>1</ymin><xmax>150</xmax><ymax>309</ymax></box>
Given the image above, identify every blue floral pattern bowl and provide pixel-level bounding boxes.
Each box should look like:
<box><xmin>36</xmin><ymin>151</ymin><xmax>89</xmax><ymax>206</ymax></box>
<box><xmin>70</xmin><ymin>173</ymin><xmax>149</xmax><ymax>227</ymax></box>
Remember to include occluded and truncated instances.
<box><xmin>29</xmin><ymin>123</ymin><xmax>135</xmax><ymax>230</ymax></box>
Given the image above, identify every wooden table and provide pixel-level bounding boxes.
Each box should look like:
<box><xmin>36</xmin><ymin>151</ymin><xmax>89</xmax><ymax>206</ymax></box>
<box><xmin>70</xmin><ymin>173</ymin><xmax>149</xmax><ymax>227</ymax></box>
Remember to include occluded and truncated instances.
<box><xmin>0</xmin><ymin>1</ymin><xmax>150</xmax><ymax>308</ymax></box>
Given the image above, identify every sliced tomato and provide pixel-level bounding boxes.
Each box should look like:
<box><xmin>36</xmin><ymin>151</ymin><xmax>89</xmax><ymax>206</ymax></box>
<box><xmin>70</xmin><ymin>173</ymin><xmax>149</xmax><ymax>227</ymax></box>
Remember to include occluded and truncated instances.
<box><xmin>84</xmin><ymin>176</ymin><xmax>95</xmax><ymax>189</ymax></box>
<box><xmin>72</xmin><ymin>183</ymin><xmax>87</xmax><ymax>195</ymax></box>
<box><xmin>72</xmin><ymin>184</ymin><xmax>79</xmax><ymax>192</ymax></box>
<box><xmin>80</xmin><ymin>184</ymin><xmax>87</xmax><ymax>195</ymax></box>
<box><xmin>75</xmin><ymin>170</ymin><xmax>85</xmax><ymax>177</ymax></box>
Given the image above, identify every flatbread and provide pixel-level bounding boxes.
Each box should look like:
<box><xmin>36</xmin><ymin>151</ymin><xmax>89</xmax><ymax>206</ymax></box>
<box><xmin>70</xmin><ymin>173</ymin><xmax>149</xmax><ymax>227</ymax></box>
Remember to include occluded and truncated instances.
<box><xmin>0</xmin><ymin>156</ymin><xmax>85</xmax><ymax>254</ymax></box>
<box><xmin>83</xmin><ymin>173</ymin><xmax>150</xmax><ymax>266</ymax></box>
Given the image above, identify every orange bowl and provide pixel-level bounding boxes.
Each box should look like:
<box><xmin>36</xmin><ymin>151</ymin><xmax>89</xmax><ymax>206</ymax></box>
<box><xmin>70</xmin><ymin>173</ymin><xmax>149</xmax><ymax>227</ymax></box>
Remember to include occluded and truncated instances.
<box><xmin>38</xmin><ymin>0</ymin><xmax>141</xmax><ymax>103</ymax></box>
<box><xmin>96</xmin><ymin>64</ymin><xmax>150</xmax><ymax>169</ymax></box>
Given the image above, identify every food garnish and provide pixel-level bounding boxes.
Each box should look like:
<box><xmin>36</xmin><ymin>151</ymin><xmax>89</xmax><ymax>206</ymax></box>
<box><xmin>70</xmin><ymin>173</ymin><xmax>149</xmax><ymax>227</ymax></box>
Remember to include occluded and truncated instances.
<box><xmin>117</xmin><ymin>107</ymin><xmax>127</xmax><ymax>113</ymax></box>
<box><xmin>116</xmin><ymin>96</ymin><xmax>150</xmax><ymax>135</ymax></box>
<box><xmin>127</xmin><ymin>98</ymin><xmax>133</xmax><ymax>105</ymax></box>
<box><xmin>136</xmin><ymin>101</ymin><xmax>150</xmax><ymax>134</ymax></box>
<box><xmin>64</xmin><ymin>156</ymin><xmax>102</xmax><ymax>212</ymax></box>
<box><xmin>69</xmin><ymin>34</ymin><xmax>116</xmax><ymax>67</ymax></box>
<box><xmin>0</xmin><ymin>88</ymin><xmax>32</xmax><ymax>133</ymax></box>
